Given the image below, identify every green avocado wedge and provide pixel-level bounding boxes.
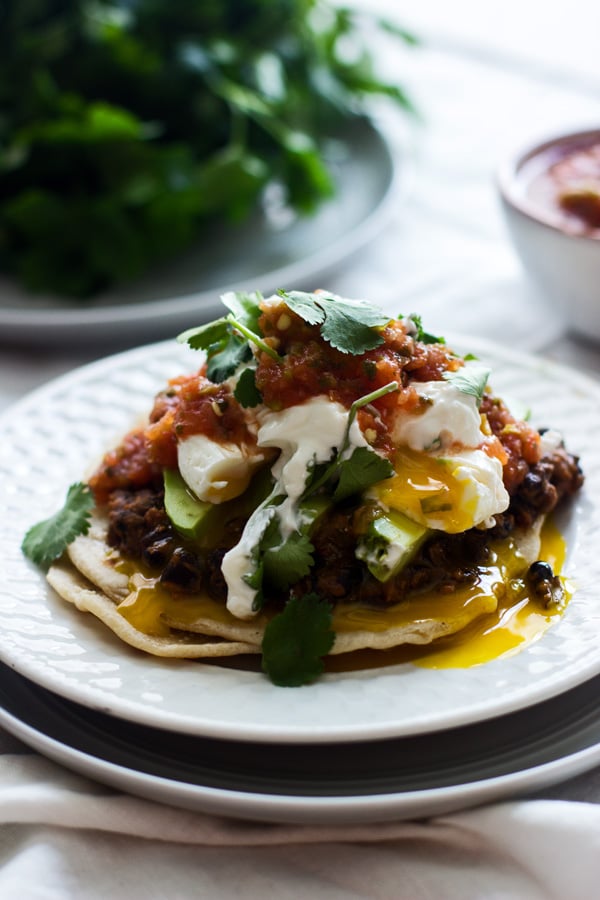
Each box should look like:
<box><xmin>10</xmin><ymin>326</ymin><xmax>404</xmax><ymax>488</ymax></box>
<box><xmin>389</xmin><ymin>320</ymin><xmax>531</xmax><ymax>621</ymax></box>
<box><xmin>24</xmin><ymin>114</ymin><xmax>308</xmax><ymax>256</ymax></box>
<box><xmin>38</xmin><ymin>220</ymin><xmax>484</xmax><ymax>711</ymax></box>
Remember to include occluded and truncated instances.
<box><xmin>356</xmin><ymin>507</ymin><xmax>430</xmax><ymax>582</ymax></box>
<box><xmin>163</xmin><ymin>468</ymin><xmax>214</xmax><ymax>541</ymax></box>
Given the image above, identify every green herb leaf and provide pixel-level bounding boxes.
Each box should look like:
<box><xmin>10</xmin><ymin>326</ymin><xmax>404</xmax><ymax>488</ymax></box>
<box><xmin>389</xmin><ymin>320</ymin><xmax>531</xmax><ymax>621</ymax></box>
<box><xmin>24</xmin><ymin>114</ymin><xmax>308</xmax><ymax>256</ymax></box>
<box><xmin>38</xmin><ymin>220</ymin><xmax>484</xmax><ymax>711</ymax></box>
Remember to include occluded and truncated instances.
<box><xmin>176</xmin><ymin>317</ymin><xmax>229</xmax><ymax>352</ymax></box>
<box><xmin>261</xmin><ymin>593</ymin><xmax>335</xmax><ymax>686</ymax></box>
<box><xmin>234</xmin><ymin>367</ymin><xmax>262</xmax><ymax>407</ymax></box>
<box><xmin>220</xmin><ymin>290</ymin><xmax>263</xmax><ymax>333</ymax></box>
<box><xmin>21</xmin><ymin>483</ymin><xmax>95</xmax><ymax>569</ymax></box>
<box><xmin>207</xmin><ymin>332</ymin><xmax>252</xmax><ymax>383</ymax></box>
<box><xmin>280</xmin><ymin>290</ymin><xmax>390</xmax><ymax>354</ymax></box>
<box><xmin>443</xmin><ymin>365</ymin><xmax>491</xmax><ymax>406</ymax></box>
<box><xmin>262</xmin><ymin>529</ymin><xmax>315</xmax><ymax>591</ymax></box>
<box><xmin>178</xmin><ymin>316</ymin><xmax>253</xmax><ymax>383</ymax></box>
<box><xmin>301</xmin><ymin>381</ymin><xmax>398</xmax><ymax>501</ymax></box>
<box><xmin>405</xmin><ymin>313</ymin><xmax>445</xmax><ymax>345</ymax></box>
<box><xmin>334</xmin><ymin>446</ymin><xmax>394</xmax><ymax>502</ymax></box>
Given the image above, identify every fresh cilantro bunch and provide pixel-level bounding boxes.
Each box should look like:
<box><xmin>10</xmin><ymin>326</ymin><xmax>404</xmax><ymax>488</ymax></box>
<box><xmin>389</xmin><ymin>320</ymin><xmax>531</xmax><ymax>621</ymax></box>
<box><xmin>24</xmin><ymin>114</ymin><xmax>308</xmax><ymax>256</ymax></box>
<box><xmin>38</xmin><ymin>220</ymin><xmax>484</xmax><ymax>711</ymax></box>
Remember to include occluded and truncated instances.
<box><xmin>0</xmin><ymin>1</ymin><xmax>416</xmax><ymax>297</ymax></box>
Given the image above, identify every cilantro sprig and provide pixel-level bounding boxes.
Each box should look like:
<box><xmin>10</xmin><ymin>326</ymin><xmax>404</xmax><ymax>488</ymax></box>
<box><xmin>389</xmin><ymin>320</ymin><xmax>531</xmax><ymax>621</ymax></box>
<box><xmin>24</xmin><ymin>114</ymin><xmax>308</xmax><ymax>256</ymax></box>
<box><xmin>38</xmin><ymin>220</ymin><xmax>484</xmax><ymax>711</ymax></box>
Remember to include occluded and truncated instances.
<box><xmin>261</xmin><ymin>593</ymin><xmax>335</xmax><ymax>686</ymax></box>
<box><xmin>279</xmin><ymin>290</ymin><xmax>391</xmax><ymax>354</ymax></box>
<box><xmin>443</xmin><ymin>365</ymin><xmax>491</xmax><ymax>407</ymax></box>
<box><xmin>21</xmin><ymin>483</ymin><xmax>94</xmax><ymax>569</ymax></box>
<box><xmin>302</xmin><ymin>381</ymin><xmax>398</xmax><ymax>501</ymax></box>
<box><xmin>178</xmin><ymin>290</ymin><xmax>280</xmax><ymax>383</ymax></box>
<box><xmin>405</xmin><ymin>313</ymin><xmax>445</xmax><ymax>345</ymax></box>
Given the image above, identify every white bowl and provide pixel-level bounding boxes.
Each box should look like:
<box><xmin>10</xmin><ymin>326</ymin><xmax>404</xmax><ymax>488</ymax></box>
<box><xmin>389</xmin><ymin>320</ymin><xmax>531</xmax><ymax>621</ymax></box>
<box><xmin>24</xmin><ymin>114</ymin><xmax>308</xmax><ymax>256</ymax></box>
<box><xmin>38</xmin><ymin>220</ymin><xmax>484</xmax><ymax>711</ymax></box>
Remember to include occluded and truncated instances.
<box><xmin>498</xmin><ymin>128</ymin><xmax>600</xmax><ymax>342</ymax></box>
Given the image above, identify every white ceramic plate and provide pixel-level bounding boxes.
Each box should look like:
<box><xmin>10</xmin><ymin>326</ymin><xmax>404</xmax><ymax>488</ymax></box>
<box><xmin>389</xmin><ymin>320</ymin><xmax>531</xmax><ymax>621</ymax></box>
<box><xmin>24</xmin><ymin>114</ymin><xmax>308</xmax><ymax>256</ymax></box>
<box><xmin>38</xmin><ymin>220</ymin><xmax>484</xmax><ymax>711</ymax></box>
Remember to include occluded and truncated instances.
<box><xmin>1</xmin><ymin>662</ymin><xmax>599</xmax><ymax>824</ymax></box>
<box><xmin>0</xmin><ymin>120</ymin><xmax>398</xmax><ymax>346</ymax></box>
<box><xmin>1</xmin><ymin>335</ymin><xmax>599</xmax><ymax>743</ymax></box>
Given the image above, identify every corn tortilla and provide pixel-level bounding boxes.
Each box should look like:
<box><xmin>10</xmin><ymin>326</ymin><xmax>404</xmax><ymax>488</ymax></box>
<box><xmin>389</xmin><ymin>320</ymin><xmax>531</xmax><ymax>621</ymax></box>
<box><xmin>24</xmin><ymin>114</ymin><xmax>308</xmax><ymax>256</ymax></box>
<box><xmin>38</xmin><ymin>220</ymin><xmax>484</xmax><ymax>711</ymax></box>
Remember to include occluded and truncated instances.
<box><xmin>46</xmin><ymin>513</ymin><xmax>543</xmax><ymax>660</ymax></box>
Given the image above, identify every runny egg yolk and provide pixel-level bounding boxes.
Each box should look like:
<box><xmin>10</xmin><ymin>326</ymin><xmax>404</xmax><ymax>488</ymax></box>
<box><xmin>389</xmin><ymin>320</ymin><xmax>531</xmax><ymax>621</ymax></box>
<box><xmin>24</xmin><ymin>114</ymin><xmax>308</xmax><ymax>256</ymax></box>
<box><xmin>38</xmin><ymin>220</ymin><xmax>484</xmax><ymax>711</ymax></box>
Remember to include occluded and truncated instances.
<box><xmin>375</xmin><ymin>446</ymin><xmax>508</xmax><ymax>533</ymax></box>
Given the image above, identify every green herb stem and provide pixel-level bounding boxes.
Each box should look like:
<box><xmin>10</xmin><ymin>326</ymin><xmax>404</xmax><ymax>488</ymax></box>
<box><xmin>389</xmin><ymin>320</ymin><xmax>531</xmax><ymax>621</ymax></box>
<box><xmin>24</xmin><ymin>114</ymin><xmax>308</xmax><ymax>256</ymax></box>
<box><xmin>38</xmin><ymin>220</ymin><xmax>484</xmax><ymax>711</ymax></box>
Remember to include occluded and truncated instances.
<box><xmin>303</xmin><ymin>380</ymin><xmax>399</xmax><ymax>499</ymax></box>
<box><xmin>228</xmin><ymin>315</ymin><xmax>281</xmax><ymax>362</ymax></box>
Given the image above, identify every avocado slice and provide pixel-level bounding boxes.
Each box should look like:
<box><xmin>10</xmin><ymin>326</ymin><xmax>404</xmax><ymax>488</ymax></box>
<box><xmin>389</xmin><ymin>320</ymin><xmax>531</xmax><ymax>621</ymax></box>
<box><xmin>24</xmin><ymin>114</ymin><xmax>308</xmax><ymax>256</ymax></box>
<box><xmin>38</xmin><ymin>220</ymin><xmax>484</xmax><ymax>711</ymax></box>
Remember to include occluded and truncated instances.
<box><xmin>163</xmin><ymin>468</ymin><xmax>214</xmax><ymax>540</ymax></box>
<box><xmin>356</xmin><ymin>507</ymin><xmax>430</xmax><ymax>582</ymax></box>
<box><xmin>163</xmin><ymin>466</ymin><xmax>274</xmax><ymax>544</ymax></box>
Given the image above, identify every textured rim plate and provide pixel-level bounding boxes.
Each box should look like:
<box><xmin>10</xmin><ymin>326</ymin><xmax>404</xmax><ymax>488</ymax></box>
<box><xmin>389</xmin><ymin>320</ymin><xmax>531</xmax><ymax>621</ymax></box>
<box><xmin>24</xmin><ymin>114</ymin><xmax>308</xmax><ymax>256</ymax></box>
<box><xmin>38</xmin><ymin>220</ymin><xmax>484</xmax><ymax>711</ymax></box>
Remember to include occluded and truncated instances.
<box><xmin>1</xmin><ymin>334</ymin><xmax>599</xmax><ymax>743</ymax></box>
<box><xmin>1</xmin><ymin>662</ymin><xmax>600</xmax><ymax>824</ymax></box>
<box><xmin>0</xmin><ymin>119</ymin><xmax>399</xmax><ymax>346</ymax></box>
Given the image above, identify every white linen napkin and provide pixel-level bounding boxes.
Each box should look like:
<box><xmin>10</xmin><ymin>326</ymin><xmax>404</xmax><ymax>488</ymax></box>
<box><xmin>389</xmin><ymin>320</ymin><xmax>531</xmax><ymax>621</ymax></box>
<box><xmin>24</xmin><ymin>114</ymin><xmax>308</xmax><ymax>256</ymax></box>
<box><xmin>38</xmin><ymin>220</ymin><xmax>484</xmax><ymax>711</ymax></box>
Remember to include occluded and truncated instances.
<box><xmin>0</xmin><ymin>755</ymin><xmax>598</xmax><ymax>900</ymax></box>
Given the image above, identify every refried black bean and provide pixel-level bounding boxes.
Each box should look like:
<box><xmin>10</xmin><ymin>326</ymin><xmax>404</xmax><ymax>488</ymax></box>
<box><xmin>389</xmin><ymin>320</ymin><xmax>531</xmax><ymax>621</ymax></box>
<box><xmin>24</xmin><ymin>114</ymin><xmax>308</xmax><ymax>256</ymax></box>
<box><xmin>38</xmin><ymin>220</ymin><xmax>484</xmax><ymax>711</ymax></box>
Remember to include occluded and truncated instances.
<box><xmin>100</xmin><ymin>445</ymin><xmax>583</xmax><ymax>607</ymax></box>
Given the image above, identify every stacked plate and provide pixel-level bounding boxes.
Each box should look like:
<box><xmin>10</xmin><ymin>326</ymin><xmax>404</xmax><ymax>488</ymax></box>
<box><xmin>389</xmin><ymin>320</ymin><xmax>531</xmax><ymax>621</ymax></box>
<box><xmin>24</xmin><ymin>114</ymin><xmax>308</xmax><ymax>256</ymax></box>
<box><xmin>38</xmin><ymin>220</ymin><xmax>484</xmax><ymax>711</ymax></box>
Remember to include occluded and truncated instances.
<box><xmin>1</xmin><ymin>335</ymin><xmax>600</xmax><ymax>825</ymax></box>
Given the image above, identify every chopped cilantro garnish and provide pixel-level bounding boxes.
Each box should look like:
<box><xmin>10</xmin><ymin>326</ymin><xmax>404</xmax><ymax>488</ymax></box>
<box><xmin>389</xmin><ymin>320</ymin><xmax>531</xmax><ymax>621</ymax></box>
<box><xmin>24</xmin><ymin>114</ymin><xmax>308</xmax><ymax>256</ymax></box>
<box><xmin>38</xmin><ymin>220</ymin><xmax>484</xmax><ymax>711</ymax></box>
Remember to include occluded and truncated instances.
<box><xmin>261</xmin><ymin>593</ymin><xmax>335</xmax><ymax>686</ymax></box>
<box><xmin>404</xmin><ymin>313</ymin><xmax>445</xmax><ymax>345</ymax></box>
<box><xmin>207</xmin><ymin>332</ymin><xmax>252</xmax><ymax>383</ymax></box>
<box><xmin>178</xmin><ymin>291</ymin><xmax>280</xmax><ymax>381</ymax></box>
<box><xmin>443</xmin><ymin>365</ymin><xmax>491</xmax><ymax>406</ymax></box>
<box><xmin>234</xmin><ymin>367</ymin><xmax>263</xmax><ymax>408</ymax></box>
<box><xmin>21</xmin><ymin>483</ymin><xmax>94</xmax><ymax>569</ymax></box>
<box><xmin>220</xmin><ymin>290</ymin><xmax>263</xmax><ymax>332</ymax></box>
<box><xmin>334</xmin><ymin>446</ymin><xmax>393</xmax><ymax>502</ymax></box>
<box><xmin>262</xmin><ymin>528</ymin><xmax>315</xmax><ymax>591</ymax></box>
<box><xmin>303</xmin><ymin>381</ymin><xmax>398</xmax><ymax>500</ymax></box>
<box><xmin>279</xmin><ymin>289</ymin><xmax>390</xmax><ymax>354</ymax></box>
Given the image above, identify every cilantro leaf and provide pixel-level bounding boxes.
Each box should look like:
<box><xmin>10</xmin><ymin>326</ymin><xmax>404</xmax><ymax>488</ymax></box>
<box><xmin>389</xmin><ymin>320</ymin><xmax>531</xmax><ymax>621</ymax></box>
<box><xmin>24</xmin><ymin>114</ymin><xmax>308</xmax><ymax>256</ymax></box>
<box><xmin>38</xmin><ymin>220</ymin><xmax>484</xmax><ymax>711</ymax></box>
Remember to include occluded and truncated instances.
<box><xmin>443</xmin><ymin>365</ymin><xmax>491</xmax><ymax>406</ymax></box>
<box><xmin>177</xmin><ymin>316</ymin><xmax>254</xmax><ymax>383</ymax></box>
<box><xmin>220</xmin><ymin>290</ymin><xmax>263</xmax><ymax>333</ymax></box>
<box><xmin>279</xmin><ymin>289</ymin><xmax>325</xmax><ymax>325</ymax></box>
<box><xmin>280</xmin><ymin>290</ymin><xmax>390</xmax><ymax>354</ymax></box>
<box><xmin>320</xmin><ymin>304</ymin><xmax>386</xmax><ymax>354</ymax></box>
<box><xmin>207</xmin><ymin>333</ymin><xmax>252</xmax><ymax>383</ymax></box>
<box><xmin>21</xmin><ymin>483</ymin><xmax>95</xmax><ymax>569</ymax></box>
<box><xmin>234</xmin><ymin>367</ymin><xmax>262</xmax><ymax>407</ymax></box>
<box><xmin>262</xmin><ymin>529</ymin><xmax>315</xmax><ymax>591</ymax></box>
<box><xmin>405</xmin><ymin>313</ymin><xmax>445</xmax><ymax>345</ymax></box>
<box><xmin>177</xmin><ymin>317</ymin><xmax>229</xmax><ymax>352</ymax></box>
<box><xmin>261</xmin><ymin>593</ymin><xmax>335</xmax><ymax>686</ymax></box>
<box><xmin>334</xmin><ymin>447</ymin><xmax>394</xmax><ymax>502</ymax></box>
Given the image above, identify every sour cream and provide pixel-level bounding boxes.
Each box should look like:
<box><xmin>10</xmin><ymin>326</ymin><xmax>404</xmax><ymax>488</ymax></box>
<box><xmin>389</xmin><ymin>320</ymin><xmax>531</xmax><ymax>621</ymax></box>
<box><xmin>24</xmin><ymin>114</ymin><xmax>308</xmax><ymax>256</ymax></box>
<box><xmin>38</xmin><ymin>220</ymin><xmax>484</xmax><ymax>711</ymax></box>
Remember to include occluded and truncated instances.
<box><xmin>177</xmin><ymin>435</ymin><xmax>266</xmax><ymax>504</ymax></box>
<box><xmin>222</xmin><ymin>397</ymin><xmax>368</xmax><ymax>618</ymax></box>
<box><xmin>392</xmin><ymin>380</ymin><xmax>484</xmax><ymax>451</ymax></box>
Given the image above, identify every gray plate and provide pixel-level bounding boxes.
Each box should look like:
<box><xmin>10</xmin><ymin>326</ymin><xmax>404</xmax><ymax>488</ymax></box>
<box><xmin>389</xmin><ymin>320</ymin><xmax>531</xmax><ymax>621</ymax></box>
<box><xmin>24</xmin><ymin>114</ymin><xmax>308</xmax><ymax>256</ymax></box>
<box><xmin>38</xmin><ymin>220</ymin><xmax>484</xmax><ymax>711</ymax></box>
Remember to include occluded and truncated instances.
<box><xmin>0</xmin><ymin>119</ymin><xmax>398</xmax><ymax>346</ymax></box>
<box><xmin>0</xmin><ymin>662</ymin><xmax>599</xmax><ymax>825</ymax></box>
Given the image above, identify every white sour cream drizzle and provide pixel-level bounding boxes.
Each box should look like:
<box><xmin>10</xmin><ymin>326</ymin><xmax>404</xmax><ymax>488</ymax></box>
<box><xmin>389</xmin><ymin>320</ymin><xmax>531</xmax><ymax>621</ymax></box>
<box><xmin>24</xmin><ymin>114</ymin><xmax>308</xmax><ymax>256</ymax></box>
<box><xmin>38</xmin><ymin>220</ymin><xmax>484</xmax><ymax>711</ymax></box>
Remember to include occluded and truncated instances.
<box><xmin>392</xmin><ymin>380</ymin><xmax>483</xmax><ymax>451</ymax></box>
<box><xmin>222</xmin><ymin>397</ymin><xmax>368</xmax><ymax>619</ymax></box>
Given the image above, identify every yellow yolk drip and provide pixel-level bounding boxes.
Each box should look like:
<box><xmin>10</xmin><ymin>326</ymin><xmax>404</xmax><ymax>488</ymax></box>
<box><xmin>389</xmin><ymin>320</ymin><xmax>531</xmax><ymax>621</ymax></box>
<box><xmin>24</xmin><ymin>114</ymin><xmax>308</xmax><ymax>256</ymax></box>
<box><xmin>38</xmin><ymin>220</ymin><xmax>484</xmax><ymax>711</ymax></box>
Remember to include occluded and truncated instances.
<box><xmin>412</xmin><ymin>516</ymin><xmax>567</xmax><ymax>669</ymax></box>
<box><xmin>113</xmin><ymin>561</ymin><xmax>270</xmax><ymax>636</ymax></box>
<box><xmin>326</xmin><ymin>517</ymin><xmax>568</xmax><ymax>672</ymax></box>
<box><xmin>114</xmin><ymin>518</ymin><xmax>568</xmax><ymax>669</ymax></box>
<box><xmin>377</xmin><ymin>447</ymin><xmax>486</xmax><ymax>533</ymax></box>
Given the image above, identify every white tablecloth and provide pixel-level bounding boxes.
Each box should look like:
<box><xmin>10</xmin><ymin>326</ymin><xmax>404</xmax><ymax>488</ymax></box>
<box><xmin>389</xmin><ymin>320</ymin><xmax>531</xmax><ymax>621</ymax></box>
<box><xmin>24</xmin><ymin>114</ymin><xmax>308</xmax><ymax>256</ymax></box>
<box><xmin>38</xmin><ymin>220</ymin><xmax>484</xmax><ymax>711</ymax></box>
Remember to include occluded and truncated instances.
<box><xmin>1</xmin><ymin>2</ymin><xmax>600</xmax><ymax>896</ymax></box>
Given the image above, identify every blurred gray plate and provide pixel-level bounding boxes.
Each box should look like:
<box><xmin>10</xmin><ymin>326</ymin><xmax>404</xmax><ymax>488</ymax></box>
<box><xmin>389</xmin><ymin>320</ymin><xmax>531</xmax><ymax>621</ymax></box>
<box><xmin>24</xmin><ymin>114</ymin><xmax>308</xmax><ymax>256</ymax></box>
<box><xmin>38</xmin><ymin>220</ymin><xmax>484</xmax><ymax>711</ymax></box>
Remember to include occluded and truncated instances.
<box><xmin>1</xmin><ymin>662</ymin><xmax>599</xmax><ymax>825</ymax></box>
<box><xmin>0</xmin><ymin>119</ymin><xmax>398</xmax><ymax>347</ymax></box>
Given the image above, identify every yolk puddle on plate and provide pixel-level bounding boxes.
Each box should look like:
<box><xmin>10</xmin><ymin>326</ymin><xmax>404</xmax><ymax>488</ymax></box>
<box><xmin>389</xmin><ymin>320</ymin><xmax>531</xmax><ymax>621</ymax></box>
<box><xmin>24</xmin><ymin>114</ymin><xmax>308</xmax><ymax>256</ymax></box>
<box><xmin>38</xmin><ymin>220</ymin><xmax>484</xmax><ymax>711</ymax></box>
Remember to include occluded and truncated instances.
<box><xmin>326</xmin><ymin>516</ymin><xmax>568</xmax><ymax>673</ymax></box>
<box><xmin>113</xmin><ymin>517</ymin><xmax>569</xmax><ymax>673</ymax></box>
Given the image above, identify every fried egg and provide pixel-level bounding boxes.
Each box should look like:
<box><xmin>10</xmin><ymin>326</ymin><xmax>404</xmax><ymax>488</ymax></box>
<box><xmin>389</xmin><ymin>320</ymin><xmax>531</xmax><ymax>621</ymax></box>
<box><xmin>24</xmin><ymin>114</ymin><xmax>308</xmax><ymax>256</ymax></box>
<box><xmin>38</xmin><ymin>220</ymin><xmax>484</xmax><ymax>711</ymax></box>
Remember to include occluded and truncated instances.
<box><xmin>381</xmin><ymin>378</ymin><xmax>510</xmax><ymax>532</ymax></box>
<box><xmin>376</xmin><ymin>446</ymin><xmax>508</xmax><ymax>533</ymax></box>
